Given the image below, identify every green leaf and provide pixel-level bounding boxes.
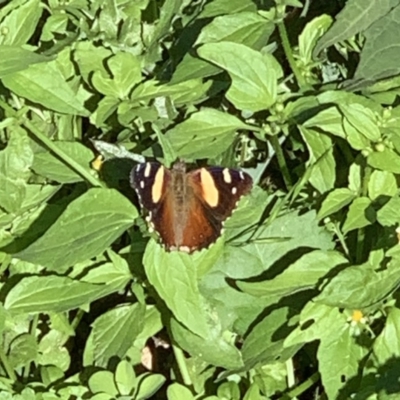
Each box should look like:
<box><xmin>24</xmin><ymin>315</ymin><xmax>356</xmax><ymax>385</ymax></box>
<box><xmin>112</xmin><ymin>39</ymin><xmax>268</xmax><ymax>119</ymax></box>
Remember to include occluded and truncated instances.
<box><xmin>88</xmin><ymin>371</ymin><xmax>118</xmax><ymax>396</ymax></box>
<box><xmin>368</xmin><ymin>170</ymin><xmax>397</xmax><ymax>200</ymax></box>
<box><xmin>373</xmin><ymin>306</ymin><xmax>400</xmax><ymax>364</ymax></box>
<box><xmin>315</xmin><ymin>253</ymin><xmax>400</xmax><ymax>309</ymax></box>
<box><xmin>354</xmin><ymin>3</ymin><xmax>400</xmax><ymax>83</ymax></box>
<box><xmin>170</xmin><ymin>317</ymin><xmax>243</xmax><ymax>370</ymax></box>
<box><xmin>165</xmin><ymin>108</ymin><xmax>253</xmax><ymax>159</ymax></box>
<box><xmin>377</xmin><ymin>196</ymin><xmax>400</xmax><ymax>226</ymax></box>
<box><xmin>91</xmin><ymin>304</ymin><xmax>146</xmax><ymax>367</ymax></box>
<box><xmin>8</xmin><ymin>333</ymin><xmax>38</xmax><ymax>369</ymax></box>
<box><xmin>115</xmin><ymin>360</ymin><xmax>136</xmax><ymax>396</ymax></box>
<box><xmin>199</xmin><ymin>0</ymin><xmax>257</xmax><ymax>18</ymax></box>
<box><xmin>0</xmin><ymin>128</ymin><xmax>33</xmax><ymax>213</ymax></box>
<box><xmin>342</xmin><ymin>197</ymin><xmax>376</xmax><ymax>233</ymax></box>
<box><xmin>2</xmin><ymin>60</ymin><xmax>89</xmax><ymax>116</ymax></box>
<box><xmin>4</xmin><ymin>275</ymin><xmax>113</xmax><ymax>313</ymax></box>
<box><xmin>32</xmin><ymin>142</ymin><xmax>94</xmax><ymax>183</ymax></box>
<box><xmin>299</xmin><ymin>126</ymin><xmax>335</xmax><ymax>193</ymax></box>
<box><xmin>0</xmin><ymin>0</ymin><xmax>42</xmax><ymax>46</ymax></box>
<box><xmin>318</xmin><ymin>324</ymin><xmax>366</xmax><ymax>399</ymax></box>
<box><xmin>313</xmin><ymin>0</ymin><xmax>398</xmax><ymax>56</ymax></box>
<box><xmin>318</xmin><ymin>188</ymin><xmax>357</xmax><ymax>219</ymax></box>
<box><xmin>135</xmin><ymin>373</ymin><xmax>166</xmax><ymax>400</ymax></box>
<box><xmin>143</xmin><ymin>241</ymin><xmax>211</xmax><ymax>338</ymax></box>
<box><xmin>167</xmin><ymin>383</ymin><xmax>195</xmax><ymax>400</ymax></box>
<box><xmin>242</xmin><ymin>307</ymin><xmax>300</xmax><ymax>369</ymax></box>
<box><xmin>339</xmin><ymin>103</ymin><xmax>381</xmax><ymax>141</ymax></box>
<box><xmin>238</xmin><ymin>250</ymin><xmax>348</xmax><ymax>298</ymax></box>
<box><xmin>303</xmin><ymin>106</ymin><xmax>346</xmax><ymax>138</ymax></box>
<box><xmin>14</xmin><ymin>188</ymin><xmax>137</xmax><ymax>271</ymax></box>
<box><xmin>198</xmin><ymin>42</ymin><xmax>281</xmax><ymax>112</ymax></box>
<box><xmin>0</xmin><ymin>45</ymin><xmax>51</xmax><ymax>78</ymax></box>
<box><xmin>285</xmin><ymin>302</ymin><xmax>345</xmax><ymax>347</ymax></box>
<box><xmin>368</xmin><ymin>148</ymin><xmax>400</xmax><ymax>174</ymax></box>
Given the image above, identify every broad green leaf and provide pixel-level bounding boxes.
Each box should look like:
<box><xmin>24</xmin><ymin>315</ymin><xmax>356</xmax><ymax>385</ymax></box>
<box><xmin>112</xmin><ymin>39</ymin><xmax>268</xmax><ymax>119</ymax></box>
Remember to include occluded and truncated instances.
<box><xmin>318</xmin><ymin>188</ymin><xmax>357</xmax><ymax>219</ymax></box>
<box><xmin>298</xmin><ymin>15</ymin><xmax>332</xmax><ymax>65</ymax></box>
<box><xmin>165</xmin><ymin>108</ymin><xmax>253</xmax><ymax>159</ymax></box>
<box><xmin>313</xmin><ymin>0</ymin><xmax>398</xmax><ymax>56</ymax></box>
<box><xmin>315</xmin><ymin>255</ymin><xmax>400</xmax><ymax>309</ymax></box>
<box><xmin>368</xmin><ymin>148</ymin><xmax>400</xmax><ymax>174</ymax></box>
<box><xmin>0</xmin><ymin>45</ymin><xmax>51</xmax><ymax>78</ymax></box>
<box><xmin>0</xmin><ymin>128</ymin><xmax>33</xmax><ymax>213</ymax></box>
<box><xmin>167</xmin><ymin>383</ymin><xmax>195</xmax><ymax>400</ymax></box>
<box><xmin>348</xmin><ymin>163</ymin><xmax>362</xmax><ymax>193</ymax></box>
<box><xmin>199</xmin><ymin>0</ymin><xmax>257</xmax><ymax>18</ymax></box>
<box><xmin>8</xmin><ymin>333</ymin><xmax>38</xmax><ymax>369</ymax></box>
<box><xmin>170</xmin><ymin>317</ymin><xmax>243</xmax><ymax>370</ymax></box>
<box><xmin>339</xmin><ymin>103</ymin><xmax>381</xmax><ymax>141</ymax></box>
<box><xmin>344</xmin><ymin>118</ymin><xmax>370</xmax><ymax>150</ymax></box>
<box><xmin>91</xmin><ymin>304</ymin><xmax>146</xmax><ymax>367</ymax></box>
<box><xmin>92</xmin><ymin>52</ymin><xmax>142</xmax><ymax>99</ymax></box>
<box><xmin>198</xmin><ymin>42</ymin><xmax>281</xmax><ymax>112</ymax></box>
<box><xmin>377</xmin><ymin>196</ymin><xmax>400</xmax><ymax>226</ymax></box>
<box><xmin>303</xmin><ymin>107</ymin><xmax>346</xmax><ymax>138</ymax></box>
<box><xmin>88</xmin><ymin>371</ymin><xmax>118</xmax><ymax>396</ymax></box>
<box><xmin>284</xmin><ymin>302</ymin><xmax>344</xmax><ymax>347</ymax></box>
<box><xmin>342</xmin><ymin>197</ymin><xmax>375</xmax><ymax>233</ymax></box>
<box><xmin>238</xmin><ymin>250</ymin><xmax>348</xmax><ymax>298</ymax></box>
<box><xmin>4</xmin><ymin>275</ymin><xmax>115</xmax><ymax>313</ymax></box>
<box><xmin>14</xmin><ymin>188</ymin><xmax>137</xmax><ymax>271</ymax></box>
<box><xmin>373</xmin><ymin>307</ymin><xmax>400</xmax><ymax>364</ymax></box>
<box><xmin>354</xmin><ymin>3</ymin><xmax>400</xmax><ymax>82</ymax></box>
<box><xmin>2</xmin><ymin>61</ymin><xmax>89</xmax><ymax>116</ymax></box>
<box><xmin>32</xmin><ymin>142</ymin><xmax>94</xmax><ymax>183</ymax></box>
<box><xmin>135</xmin><ymin>373</ymin><xmax>166</xmax><ymax>400</ymax></box>
<box><xmin>368</xmin><ymin>170</ymin><xmax>397</xmax><ymax>200</ymax></box>
<box><xmin>115</xmin><ymin>360</ymin><xmax>136</xmax><ymax>396</ymax></box>
<box><xmin>299</xmin><ymin>126</ymin><xmax>335</xmax><ymax>193</ymax></box>
<box><xmin>144</xmin><ymin>241</ymin><xmax>211</xmax><ymax>338</ymax></box>
<box><xmin>0</xmin><ymin>0</ymin><xmax>42</xmax><ymax>46</ymax></box>
<box><xmin>38</xmin><ymin>330</ymin><xmax>70</xmax><ymax>371</ymax></box>
<box><xmin>196</xmin><ymin>12</ymin><xmax>273</xmax><ymax>49</ymax></box>
<box><xmin>318</xmin><ymin>324</ymin><xmax>366</xmax><ymax>399</ymax></box>
<box><xmin>242</xmin><ymin>307</ymin><xmax>300</xmax><ymax>369</ymax></box>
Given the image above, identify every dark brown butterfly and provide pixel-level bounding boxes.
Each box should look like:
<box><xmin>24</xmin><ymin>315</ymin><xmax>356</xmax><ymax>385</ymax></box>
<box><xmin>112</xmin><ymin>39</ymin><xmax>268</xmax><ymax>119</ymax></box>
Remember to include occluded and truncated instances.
<box><xmin>131</xmin><ymin>161</ymin><xmax>253</xmax><ymax>253</ymax></box>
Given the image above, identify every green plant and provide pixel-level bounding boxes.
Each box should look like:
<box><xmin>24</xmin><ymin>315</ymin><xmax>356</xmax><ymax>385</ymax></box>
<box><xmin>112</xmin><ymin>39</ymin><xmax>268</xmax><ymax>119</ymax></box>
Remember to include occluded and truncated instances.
<box><xmin>1</xmin><ymin>0</ymin><xmax>400</xmax><ymax>399</ymax></box>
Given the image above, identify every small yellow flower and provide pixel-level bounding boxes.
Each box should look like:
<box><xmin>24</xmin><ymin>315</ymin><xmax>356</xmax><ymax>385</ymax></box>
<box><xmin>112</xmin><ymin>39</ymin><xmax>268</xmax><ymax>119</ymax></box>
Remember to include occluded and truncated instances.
<box><xmin>91</xmin><ymin>155</ymin><xmax>104</xmax><ymax>171</ymax></box>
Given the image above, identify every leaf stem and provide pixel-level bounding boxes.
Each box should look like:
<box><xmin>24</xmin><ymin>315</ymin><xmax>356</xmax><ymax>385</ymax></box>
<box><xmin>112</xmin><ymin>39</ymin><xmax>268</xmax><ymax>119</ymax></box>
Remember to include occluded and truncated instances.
<box><xmin>270</xmin><ymin>135</ymin><xmax>292</xmax><ymax>190</ymax></box>
<box><xmin>172</xmin><ymin>344</ymin><xmax>192</xmax><ymax>386</ymax></box>
<box><xmin>280</xmin><ymin>372</ymin><xmax>320</xmax><ymax>399</ymax></box>
<box><xmin>0</xmin><ymin>99</ymin><xmax>102</xmax><ymax>188</ymax></box>
<box><xmin>356</xmin><ymin>165</ymin><xmax>372</xmax><ymax>264</ymax></box>
<box><xmin>277</xmin><ymin>20</ymin><xmax>307</xmax><ymax>90</ymax></box>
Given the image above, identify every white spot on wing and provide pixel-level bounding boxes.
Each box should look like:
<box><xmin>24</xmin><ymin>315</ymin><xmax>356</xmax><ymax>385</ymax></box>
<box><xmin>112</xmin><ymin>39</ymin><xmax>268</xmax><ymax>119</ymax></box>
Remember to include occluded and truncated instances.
<box><xmin>179</xmin><ymin>246</ymin><xmax>191</xmax><ymax>253</ymax></box>
<box><xmin>239</xmin><ymin>171</ymin><xmax>245</xmax><ymax>180</ymax></box>
<box><xmin>223</xmin><ymin>168</ymin><xmax>232</xmax><ymax>183</ymax></box>
<box><xmin>140</xmin><ymin>180</ymin><xmax>145</xmax><ymax>189</ymax></box>
<box><xmin>232</xmin><ymin>187</ymin><xmax>237</xmax><ymax>195</ymax></box>
<box><xmin>144</xmin><ymin>162</ymin><xmax>152</xmax><ymax>177</ymax></box>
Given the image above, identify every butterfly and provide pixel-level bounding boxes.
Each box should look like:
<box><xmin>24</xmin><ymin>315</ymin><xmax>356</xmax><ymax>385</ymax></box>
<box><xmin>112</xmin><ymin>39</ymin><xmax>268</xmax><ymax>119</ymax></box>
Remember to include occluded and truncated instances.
<box><xmin>131</xmin><ymin>160</ymin><xmax>253</xmax><ymax>253</ymax></box>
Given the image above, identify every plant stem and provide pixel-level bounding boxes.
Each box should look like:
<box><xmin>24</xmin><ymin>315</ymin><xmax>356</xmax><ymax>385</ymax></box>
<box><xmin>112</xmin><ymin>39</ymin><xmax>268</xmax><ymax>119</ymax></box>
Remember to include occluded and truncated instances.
<box><xmin>280</xmin><ymin>372</ymin><xmax>320</xmax><ymax>399</ymax></box>
<box><xmin>0</xmin><ymin>99</ymin><xmax>102</xmax><ymax>188</ymax></box>
<box><xmin>172</xmin><ymin>344</ymin><xmax>192</xmax><ymax>386</ymax></box>
<box><xmin>277</xmin><ymin>20</ymin><xmax>307</xmax><ymax>90</ymax></box>
<box><xmin>356</xmin><ymin>165</ymin><xmax>372</xmax><ymax>264</ymax></box>
<box><xmin>270</xmin><ymin>134</ymin><xmax>292</xmax><ymax>190</ymax></box>
<box><xmin>22</xmin><ymin>314</ymin><xmax>39</xmax><ymax>380</ymax></box>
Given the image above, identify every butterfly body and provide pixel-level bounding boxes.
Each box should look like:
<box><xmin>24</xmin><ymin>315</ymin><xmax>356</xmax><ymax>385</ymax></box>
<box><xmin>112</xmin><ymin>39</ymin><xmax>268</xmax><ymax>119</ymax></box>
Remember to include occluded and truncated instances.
<box><xmin>131</xmin><ymin>161</ymin><xmax>252</xmax><ymax>253</ymax></box>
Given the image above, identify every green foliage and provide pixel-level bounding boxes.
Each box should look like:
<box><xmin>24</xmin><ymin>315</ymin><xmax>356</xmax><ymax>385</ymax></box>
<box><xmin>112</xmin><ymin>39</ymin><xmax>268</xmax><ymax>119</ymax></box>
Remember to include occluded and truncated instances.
<box><xmin>2</xmin><ymin>0</ymin><xmax>400</xmax><ymax>399</ymax></box>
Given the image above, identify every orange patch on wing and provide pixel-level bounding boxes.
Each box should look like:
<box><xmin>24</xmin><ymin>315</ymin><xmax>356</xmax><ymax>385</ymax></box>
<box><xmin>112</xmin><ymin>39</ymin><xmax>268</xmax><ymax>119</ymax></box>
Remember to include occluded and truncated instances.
<box><xmin>152</xmin><ymin>166</ymin><xmax>164</xmax><ymax>203</ymax></box>
<box><xmin>200</xmin><ymin>168</ymin><xmax>219</xmax><ymax>207</ymax></box>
